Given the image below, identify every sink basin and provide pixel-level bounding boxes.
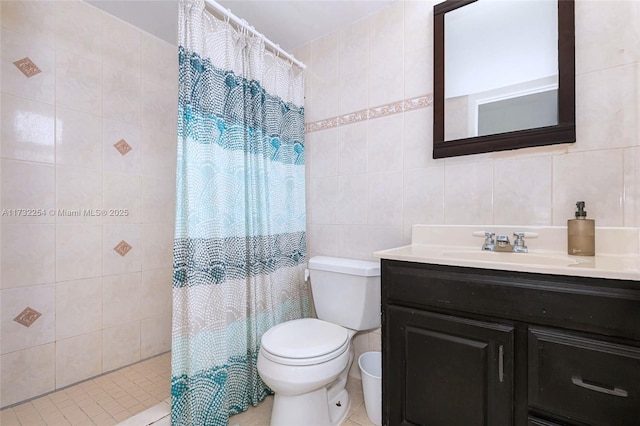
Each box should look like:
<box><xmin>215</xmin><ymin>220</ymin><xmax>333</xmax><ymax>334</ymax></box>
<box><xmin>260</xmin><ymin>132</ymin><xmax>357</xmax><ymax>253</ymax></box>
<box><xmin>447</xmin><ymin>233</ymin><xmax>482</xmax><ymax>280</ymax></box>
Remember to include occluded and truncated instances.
<box><xmin>442</xmin><ymin>250</ymin><xmax>585</xmax><ymax>267</ymax></box>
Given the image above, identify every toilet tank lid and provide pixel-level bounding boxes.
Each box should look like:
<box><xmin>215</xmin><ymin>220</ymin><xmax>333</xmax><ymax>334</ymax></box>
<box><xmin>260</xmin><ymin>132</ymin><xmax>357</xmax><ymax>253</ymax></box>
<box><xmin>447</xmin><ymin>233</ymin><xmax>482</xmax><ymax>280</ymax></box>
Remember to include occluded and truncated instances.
<box><xmin>308</xmin><ymin>256</ymin><xmax>380</xmax><ymax>277</ymax></box>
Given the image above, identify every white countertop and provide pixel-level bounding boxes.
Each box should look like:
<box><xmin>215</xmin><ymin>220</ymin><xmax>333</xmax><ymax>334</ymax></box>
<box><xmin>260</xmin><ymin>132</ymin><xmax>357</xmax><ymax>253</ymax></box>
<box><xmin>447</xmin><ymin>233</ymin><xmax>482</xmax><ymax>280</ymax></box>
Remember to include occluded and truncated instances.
<box><xmin>373</xmin><ymin>225</ymin><xmax>640</xmax><ymax>281</ymax></box>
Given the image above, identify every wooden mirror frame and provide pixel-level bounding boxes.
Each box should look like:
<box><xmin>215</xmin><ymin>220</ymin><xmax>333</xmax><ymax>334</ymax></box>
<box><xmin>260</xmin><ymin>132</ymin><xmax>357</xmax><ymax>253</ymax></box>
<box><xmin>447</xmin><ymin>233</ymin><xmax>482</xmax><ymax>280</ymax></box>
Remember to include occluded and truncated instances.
<box><xmin>433</xmin><ymin>0</ymin><xmax>575</xmax><ymax>159</ymax></box>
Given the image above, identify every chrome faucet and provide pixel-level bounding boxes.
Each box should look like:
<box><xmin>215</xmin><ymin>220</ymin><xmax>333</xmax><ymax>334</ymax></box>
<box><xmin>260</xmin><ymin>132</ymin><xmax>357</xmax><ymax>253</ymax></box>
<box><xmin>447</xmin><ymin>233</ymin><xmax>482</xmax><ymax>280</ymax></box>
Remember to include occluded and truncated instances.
<box><xmin>494</xmin><ymin>235</ymin><xmax>513</xmax><ymax>252</ymax></box>
<box><xmin>475</xmin><ymin>231</ymin><xmax>535</xmax><ymax>253</ymax></box>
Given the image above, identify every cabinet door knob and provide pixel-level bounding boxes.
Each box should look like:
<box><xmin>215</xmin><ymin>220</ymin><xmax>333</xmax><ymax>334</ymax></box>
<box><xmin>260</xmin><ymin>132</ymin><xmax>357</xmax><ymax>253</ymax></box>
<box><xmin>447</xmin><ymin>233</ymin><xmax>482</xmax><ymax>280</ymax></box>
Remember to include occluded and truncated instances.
<box><xmin>571</xmin><ymin>376</ymin><xmax>628</xmax><ymax>397</ymax></box>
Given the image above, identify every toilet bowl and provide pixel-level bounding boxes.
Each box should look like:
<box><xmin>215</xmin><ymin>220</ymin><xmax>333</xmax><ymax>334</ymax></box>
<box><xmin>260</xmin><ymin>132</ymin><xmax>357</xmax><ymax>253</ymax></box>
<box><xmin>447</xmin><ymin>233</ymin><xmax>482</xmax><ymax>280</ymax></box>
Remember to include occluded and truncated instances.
<box><xmin>257</xmin><ymin>256</ymin><xmax>381</xmax><ymax>426</ymax></box>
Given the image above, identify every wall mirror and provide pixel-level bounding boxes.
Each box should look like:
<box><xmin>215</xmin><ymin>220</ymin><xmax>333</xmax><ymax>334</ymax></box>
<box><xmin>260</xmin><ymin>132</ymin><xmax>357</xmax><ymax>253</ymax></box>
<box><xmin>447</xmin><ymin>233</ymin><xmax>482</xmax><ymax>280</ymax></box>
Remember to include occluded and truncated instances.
<box><xmin>433</xmin><ymin>0</ymin><xmax>575</xmax><ymax>158</ymax></box>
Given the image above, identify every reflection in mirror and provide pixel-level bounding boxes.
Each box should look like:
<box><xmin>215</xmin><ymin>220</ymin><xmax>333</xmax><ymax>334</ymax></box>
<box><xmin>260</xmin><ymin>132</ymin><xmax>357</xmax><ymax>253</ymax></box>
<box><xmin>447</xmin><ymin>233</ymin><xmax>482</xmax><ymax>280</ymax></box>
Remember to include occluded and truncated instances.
<box><xmin>444</xmin><ymin>1</ymin><xmax>558</xmax><ymax>140</ymax></box>
<box><xmin>433</xmin><ymin>0</ymin><xmax>575</xmax><ymax>159</ymax></box>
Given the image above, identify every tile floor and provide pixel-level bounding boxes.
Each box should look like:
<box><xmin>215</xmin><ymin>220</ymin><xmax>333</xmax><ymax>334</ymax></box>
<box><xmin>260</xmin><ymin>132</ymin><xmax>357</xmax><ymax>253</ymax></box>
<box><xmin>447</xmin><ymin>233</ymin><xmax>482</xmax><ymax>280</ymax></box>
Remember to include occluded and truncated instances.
<box><xmin>1</xmin><ymin>351</ymin><xmax>377</xmax><ymax>426</ymax></box>
<box><xmin>0</xmin><ymin>352</ymin><xmax>171</xmax><ymax>426</ymax></box>
<box><xmin>227</xmin><ymin>377</ymin><xmax>377</xmax><ymax>426</ymax></box>
<box><xmin>136</xmin><ymin>376</ymin><xmax>377</xmax><ymax>426</ymax></box>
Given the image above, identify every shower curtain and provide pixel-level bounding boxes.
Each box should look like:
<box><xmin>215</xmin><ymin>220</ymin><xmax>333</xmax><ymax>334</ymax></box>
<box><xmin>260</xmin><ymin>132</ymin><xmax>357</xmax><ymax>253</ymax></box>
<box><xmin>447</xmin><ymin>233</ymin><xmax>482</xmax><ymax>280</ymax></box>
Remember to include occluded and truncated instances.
<box><xmin>172</xmin><ymin>1</ymin><xmax>309</xmax><ymax>424</ymax></box>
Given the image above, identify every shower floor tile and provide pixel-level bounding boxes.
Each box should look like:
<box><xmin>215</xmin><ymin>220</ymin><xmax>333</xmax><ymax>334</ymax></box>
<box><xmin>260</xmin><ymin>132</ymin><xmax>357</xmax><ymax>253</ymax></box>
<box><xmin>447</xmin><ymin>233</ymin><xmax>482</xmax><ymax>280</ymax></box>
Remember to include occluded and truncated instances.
<box><xmin>0</xmin><ymin>352</ymin><xmax>171</xmax><ymax>426</ymax></box>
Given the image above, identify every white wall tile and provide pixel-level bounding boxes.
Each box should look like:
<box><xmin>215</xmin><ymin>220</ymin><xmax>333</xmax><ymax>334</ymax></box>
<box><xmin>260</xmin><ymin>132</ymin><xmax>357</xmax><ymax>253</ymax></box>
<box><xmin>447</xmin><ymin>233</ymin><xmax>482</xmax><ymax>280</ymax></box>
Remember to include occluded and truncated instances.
<box><xmin>1</xmin><ymin>1</ymin><xmax>56</xmax><ymax>44</ymax></box>
<box><xmin>142</xmin><ymin>127</ymin><xmax>177</xmax><ymax>177</ymax></box>
<box><xmin>368</xmin><ymin>171</ymin><xmax>403</xmax><ymax>225</ymax></box>
<box><xmin>575</xmin><ymin>0</ymin><xmax>640</xmax><ymax>75</ymax></box>
<box><xmin>336</xmin><ymin>225</ymin><xmax>370</xmax><ymax>261</ymax></box>
<box><xmin>103</xmin><ymin>173</ymin><xmax>142</xmax><ymax>224</ymax></box>
<box><xmin>574</xmin><ymin>63</ymin><xmax>638</xmax><ymax>152</ymax></box>
<box><xmin>102</xmin><ymin>11</ymin><xmax>142</xmax><ymax>73</ymax></box>
<box><xmin>102</xmin><ymin>321</ymin><xmax>141</xmax><ymax>373</ymax></box>
<box><xmin>55</xmin><ymin>106</ymin><xmax>102</xmax><ymax>171</ymax></box>
<box><xmin>1</xmin><ymin>284</ymin><xmax>55</xmax><ymax>354</ymax></box>
<box><xmin>493</xmin><ymin>155</ymin><xmax>552</xmax><ymax>226</ymax></box>
<box><xmin>1</xmin><ymin>93</ymin><xmax>55</xmax><ymax>163</ymax></box>
<box><xmin>56</xmin><ymin>224</ymin><xmax>102</xmax><ymax>281</ymax></box>
<box><xmin>55</xmin><ymin>1</ymin><xmax>102</xmax><ymax>62</ymax></box>
<box><xmin>142</xmin><ymin>80</ymin><xmax>177</xmax><ymax>135</ymax></box>
<box><xmin>444</xmin><ymin>161</ymin><xmax>494</xmax><ymax>225</ymax></box>
<box><xmin>403</xmin><ymin>166</ymin><xmax>445</xmax><ymax>226</ymax></box>
<box><xmin>55</xmin><ymin>277</ymin><xmax>102</xmax><ymax>340</ymax></box>
<box><xmin>103</xmin><ymin>65</ymin><xmax>142</xmax><ymax>126</ymax></box>
<box><xmin>552</xmin><ymin>150</ymin><xmax>624</xmax><ymax>226</ymax></box>
<box><xmin>55</xmin><ymin>48</ymin><xmax>102</xmax><ymax>116</ymax></box>
<box><xmin>402</xmin><ymin>108</ymin><xmax>435</xmax><ymax>170</ymax></box>
<box><xmin>309</xmin><ymin>33</ymin><xmax>338</xmax><ymax>122</ymax></box>
<box><xmin>142</xmin><ymin>224</ymin><xmax>174</xmax><ymax>271</ymax></box>
<box><xmin>103</xmin><ymin>272</ymin><xmax>141</xmax><ymax>328</ymax></box>
<box><xmin>310</xmin><ymin>128</ymin><xmax>338</xmax><ymax>178</ymax></box>
<box><xmin>368</xmin><ymin>2</ymin><xmax>405</xmax><ymax>107</ymax></box>
<box><xmin>143</xmin><ymin>175</ymin><xmax>177</xmax><ymax>224</ymax></box>
<box><xmin>338</xmin><ymin>18</ymin><xmax>369</xmax><ymax>115</ymax></box>
<box><xmin>307</xmin><ymin>224</ymin><xmax>338</xmax><ymax>258</ymax></box>
<box><xmin>1</xmin><ymin>159</ymin><xmax>55</xmax><ymax>224</ymax></box>
<box><xmin>368</xmin><ymin>115</ymin><xmax>404</xmax><ymax>172</ymax></box>
<box><xmin>623</xmin><ymin>147</ymin><xmax>640</xmax><ymax>227</ymax></box>
<box><xmin>337</xmin><ymin>122</ymin><xmax>368</xmax><ymax>175</ymax></box>
<box><xmin>1</xmin><ymin>28</ymin><xmax>55</xmax><ymax>104</ymax></box>
<box><xmin>336</xmin><ymin>174</ymin><xmax>368</xmax><ymax>225</ymax></box>
<box><xmin>308</xmin><ymin>176</ymin><xmax>338</xmax><ymax>225</ymax></box>
<box><xmin>141</xmin><ymin>268</ymin><xmax>172</xmax><ymax>319</ymax></box>
<box><xmin>55</xmin><ymin>165</ymin><xmax>103</xmax><ymax>224</ymax></box>
<box><xmin>141</xmin><ymin>33</ymin><xmax>177</xmax><ymax>88</ymax></box>
<box><xmin>141</xmin><ymin>313</ymin><xmax>171</xmax><ymax>359</ymax></box>
<box><xmin>369</xmin><ymin>226</ymin><xmax>405</xmax><ymax>256</ymax></box>
<box><xmin>1</xmin><ymin>224</ymin><xmax>55</xmax><ymax>289</ymax></box>
<box><xmin>404</xmin><ymin>0</ymin><xmax>434</xmax><ymax>54</ymax></box>
<box><xmin>55</xmin><ymin>331</ymin><xmax>102</xmax><ymax>388</ymax></box>
<box><xmin>1</xmin><ymin>343</ymin><xmax>55</xmax><ymax>408</ymax></box>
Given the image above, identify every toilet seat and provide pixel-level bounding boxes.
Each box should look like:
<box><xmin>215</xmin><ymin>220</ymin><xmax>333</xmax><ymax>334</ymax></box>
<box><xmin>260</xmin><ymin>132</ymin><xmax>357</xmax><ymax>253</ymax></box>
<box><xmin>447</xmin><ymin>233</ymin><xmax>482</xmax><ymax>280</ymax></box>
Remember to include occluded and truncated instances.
<box><xmin>261</xmin><ymin>318</ymin><xmax>350</xmax><ymax>366</ymax></box>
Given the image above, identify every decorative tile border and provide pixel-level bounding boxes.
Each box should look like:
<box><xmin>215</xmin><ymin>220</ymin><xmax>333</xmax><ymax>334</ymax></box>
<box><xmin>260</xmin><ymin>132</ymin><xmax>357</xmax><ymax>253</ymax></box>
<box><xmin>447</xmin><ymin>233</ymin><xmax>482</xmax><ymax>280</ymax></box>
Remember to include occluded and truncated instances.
<box><xmin>305</xmin><ymin>93</ymin><xmax>433</xmax><ymax>133</ymax></box>
<box><xmin>14</xmin><ymin>307</ymin><xmax>42</xmax><ymax>327</ymax></box>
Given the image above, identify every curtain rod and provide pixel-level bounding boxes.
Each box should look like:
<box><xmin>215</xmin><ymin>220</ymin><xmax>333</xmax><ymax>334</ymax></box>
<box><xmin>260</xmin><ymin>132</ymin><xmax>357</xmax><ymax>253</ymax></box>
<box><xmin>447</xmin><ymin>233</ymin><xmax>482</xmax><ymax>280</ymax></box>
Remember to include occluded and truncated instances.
<box><xmin>203</xmin><ymin>0</ymin><xmax>307</xmax><ymax>69</ymax></box>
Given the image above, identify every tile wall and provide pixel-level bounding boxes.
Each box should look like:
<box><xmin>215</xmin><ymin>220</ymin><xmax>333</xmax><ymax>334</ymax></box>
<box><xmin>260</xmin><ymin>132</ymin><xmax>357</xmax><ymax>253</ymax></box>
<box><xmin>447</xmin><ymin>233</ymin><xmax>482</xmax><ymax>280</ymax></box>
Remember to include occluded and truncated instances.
<box><xmin>0</xmin><ymin>0</ymin><xmax>177</xmax><ymax>407</ymax></box>
<box><xmin>295</xmin><ymin>0</ymin><xmax>640</xmax><ymax>377</ymax></box>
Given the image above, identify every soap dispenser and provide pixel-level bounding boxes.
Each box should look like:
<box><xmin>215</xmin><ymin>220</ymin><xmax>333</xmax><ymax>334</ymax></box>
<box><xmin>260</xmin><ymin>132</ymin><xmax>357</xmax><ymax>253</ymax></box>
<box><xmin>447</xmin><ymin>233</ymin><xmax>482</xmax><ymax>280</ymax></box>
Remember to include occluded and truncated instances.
<box><xmin>567</xmin><ymin>201</ymin><xmax>595</xmax><ymax>256</ymax></box>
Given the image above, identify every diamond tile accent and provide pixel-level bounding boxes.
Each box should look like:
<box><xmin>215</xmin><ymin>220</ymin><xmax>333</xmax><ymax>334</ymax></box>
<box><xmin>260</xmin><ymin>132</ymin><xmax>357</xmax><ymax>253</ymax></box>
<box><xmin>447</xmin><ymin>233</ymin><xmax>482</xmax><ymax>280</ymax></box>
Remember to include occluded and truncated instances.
<box><xmin>114</xmin><ymin>240</ymin><xmax>133</xmax><ymax>257</ymax></box>
<box><xmin>14</xmin><ymin>307</ymin><xmax>42</xmax><ymax>327</ymax></box>
<box><xmin>13</xmin><ymin>57</ymin><xmax>42</xmax><ymax>78</ymax></box>
<box><xmin>113</xmin><ymin>139</ymin><xmax>133</xmax><ymax>156</ymax></box>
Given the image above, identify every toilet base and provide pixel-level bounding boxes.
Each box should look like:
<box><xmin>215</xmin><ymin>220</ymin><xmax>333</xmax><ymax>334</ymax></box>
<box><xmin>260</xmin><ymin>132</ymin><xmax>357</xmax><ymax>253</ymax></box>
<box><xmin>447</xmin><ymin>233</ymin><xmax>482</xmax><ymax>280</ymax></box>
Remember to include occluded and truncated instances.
<box><xmin>270</xmin><ymin>386</ymin><xmax>350</xmax><ymax>426</ymax></box>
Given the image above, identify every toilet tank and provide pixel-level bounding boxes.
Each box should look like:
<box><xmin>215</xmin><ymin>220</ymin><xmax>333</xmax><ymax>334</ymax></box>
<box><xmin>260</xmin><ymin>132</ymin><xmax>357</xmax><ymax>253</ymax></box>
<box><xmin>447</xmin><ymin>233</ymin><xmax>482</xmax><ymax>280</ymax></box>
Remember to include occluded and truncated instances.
<box><xmin>308</xmin><ymin>256</ymin><xmax>381</xmax><ymax>331</ymax></box>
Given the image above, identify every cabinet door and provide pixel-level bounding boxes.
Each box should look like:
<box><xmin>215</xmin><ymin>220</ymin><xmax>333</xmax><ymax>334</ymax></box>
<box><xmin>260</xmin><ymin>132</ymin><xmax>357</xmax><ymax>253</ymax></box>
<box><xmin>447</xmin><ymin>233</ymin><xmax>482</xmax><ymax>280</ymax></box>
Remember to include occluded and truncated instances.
<box><xmin>384</xmin><ymin>306</ymin><xmax>514</xmax><ymax>426</ymax></box>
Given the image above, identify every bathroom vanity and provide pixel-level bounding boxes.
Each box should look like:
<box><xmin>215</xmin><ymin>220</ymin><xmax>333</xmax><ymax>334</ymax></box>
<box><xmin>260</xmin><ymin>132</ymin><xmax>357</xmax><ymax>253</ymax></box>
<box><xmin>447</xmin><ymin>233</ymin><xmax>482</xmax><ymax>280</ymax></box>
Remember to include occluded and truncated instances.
<box><xmin>375</xmin><ymin>226</ymin><xmax>640</xmax><ymax>426</ymax></box>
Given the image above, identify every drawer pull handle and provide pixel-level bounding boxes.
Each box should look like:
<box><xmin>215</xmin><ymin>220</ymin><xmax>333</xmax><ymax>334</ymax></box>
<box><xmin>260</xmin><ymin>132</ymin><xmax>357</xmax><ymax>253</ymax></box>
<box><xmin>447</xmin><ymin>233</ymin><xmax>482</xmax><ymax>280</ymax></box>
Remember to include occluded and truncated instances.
<box><xmin>571</xmin><ymin>376</ymin><xmax>628</xmax><ymax>398</ymax></box>
<box><xmin>498</xmin><ymin>345</ymin><xmax>504</xmax><ymax>383</ymax></box>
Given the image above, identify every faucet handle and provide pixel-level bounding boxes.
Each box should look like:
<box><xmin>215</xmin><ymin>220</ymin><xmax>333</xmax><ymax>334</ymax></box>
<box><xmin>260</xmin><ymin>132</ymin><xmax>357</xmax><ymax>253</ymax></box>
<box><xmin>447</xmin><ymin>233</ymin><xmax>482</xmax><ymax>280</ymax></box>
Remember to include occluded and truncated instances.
<box><xmin>513</xmin><ymin>232</ymin><xmax>538</xmax><ymax>239</ymax></box>
<box><xmin>512</xmin><ymin>232</ymin><xmax>537</xmax><ymax>252</ymax></box>
<box><xmin>473</xmin><ymin>231</ymin><xmax>495</xmax><ymax>239</ymax></box>
<box><xmin>473</xmin><ymin>231</ymin><xmax>495</xmax><ymax>250</ymax></box>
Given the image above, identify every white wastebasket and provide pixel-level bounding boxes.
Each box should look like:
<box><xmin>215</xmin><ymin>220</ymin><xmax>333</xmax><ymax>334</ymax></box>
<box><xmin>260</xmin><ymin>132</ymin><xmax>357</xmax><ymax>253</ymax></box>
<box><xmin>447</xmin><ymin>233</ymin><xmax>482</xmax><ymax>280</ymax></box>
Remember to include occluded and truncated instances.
<box><xmin>358</xmin><ymin>351</ymin><xmax>381</xmax><ymax>426</ymax></box>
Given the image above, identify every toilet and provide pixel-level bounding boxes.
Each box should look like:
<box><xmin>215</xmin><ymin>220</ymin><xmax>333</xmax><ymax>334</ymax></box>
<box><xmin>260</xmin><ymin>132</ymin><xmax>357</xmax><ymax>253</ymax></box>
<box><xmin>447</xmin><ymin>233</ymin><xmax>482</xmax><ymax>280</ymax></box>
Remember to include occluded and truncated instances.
<box><xmin>257</xmin><ymin>256</ymin><xmax>381</xmax><ymax>426</ymax></box>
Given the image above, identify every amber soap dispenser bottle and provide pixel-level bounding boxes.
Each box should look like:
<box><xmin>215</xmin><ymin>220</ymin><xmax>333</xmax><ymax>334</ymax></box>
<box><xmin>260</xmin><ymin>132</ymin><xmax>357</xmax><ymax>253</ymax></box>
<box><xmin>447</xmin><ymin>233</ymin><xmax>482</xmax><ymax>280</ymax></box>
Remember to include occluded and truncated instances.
<box><xmin>567</xmin><ymin>201</ymin><xmax>595</xmax><ymax>256</ymax></box>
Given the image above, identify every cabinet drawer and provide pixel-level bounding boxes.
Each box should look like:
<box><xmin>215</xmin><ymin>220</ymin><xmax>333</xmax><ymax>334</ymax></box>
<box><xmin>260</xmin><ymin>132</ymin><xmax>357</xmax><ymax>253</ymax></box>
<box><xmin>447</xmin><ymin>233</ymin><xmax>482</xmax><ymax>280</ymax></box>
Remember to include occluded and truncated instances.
<box><xmin>529</xmin><ymin>327</ymin><xmax>640</xmax><ymax>425</ymax></box>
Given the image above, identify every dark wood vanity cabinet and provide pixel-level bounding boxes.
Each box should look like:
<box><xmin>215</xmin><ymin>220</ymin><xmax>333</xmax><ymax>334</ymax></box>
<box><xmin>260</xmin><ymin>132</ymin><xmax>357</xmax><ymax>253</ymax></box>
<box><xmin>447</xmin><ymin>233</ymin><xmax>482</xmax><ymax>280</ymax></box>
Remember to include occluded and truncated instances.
<box><xmin>381</xmin><ymin>260</ymin><xmax>640</xmax><ymax>426</ymax></box>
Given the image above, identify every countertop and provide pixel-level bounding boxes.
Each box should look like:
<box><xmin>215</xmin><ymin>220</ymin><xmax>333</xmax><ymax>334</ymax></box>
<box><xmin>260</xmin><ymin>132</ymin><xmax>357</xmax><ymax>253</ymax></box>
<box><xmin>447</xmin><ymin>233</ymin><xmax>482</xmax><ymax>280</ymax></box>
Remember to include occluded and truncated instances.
<box><xmin>373</xmin><ymin>226</ymin><xmax>640</xmax><ymax>281</ymax></box>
